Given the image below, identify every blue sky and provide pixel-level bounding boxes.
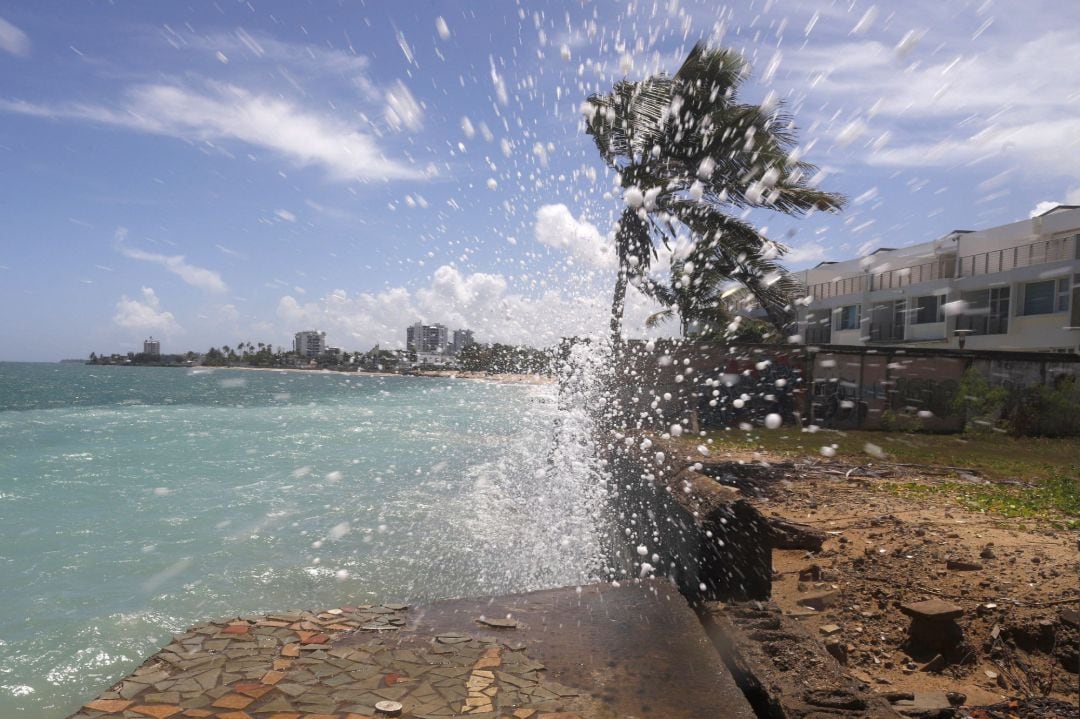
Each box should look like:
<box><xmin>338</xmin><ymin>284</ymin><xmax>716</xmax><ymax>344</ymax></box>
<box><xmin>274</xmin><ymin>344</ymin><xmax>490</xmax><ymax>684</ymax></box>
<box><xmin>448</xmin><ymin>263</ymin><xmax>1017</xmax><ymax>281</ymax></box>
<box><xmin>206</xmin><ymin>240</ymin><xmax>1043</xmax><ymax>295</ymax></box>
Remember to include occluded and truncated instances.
<box><xmin>1</xmin><ymin>0</ymin><xmax>1079</xmax><ymax>360</ymax></box>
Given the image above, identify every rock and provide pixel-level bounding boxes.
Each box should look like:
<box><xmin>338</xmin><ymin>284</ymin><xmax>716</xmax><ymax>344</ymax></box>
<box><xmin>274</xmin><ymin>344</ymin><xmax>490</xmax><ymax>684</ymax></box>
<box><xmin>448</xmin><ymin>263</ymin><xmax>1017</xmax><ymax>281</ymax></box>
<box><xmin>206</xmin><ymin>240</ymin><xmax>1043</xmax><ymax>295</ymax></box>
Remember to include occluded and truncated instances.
<box><xmin>945</xmin><ymin>559</ymin><xmax>982</xmax><ymax>571</ymax></box>
<box><xmin>475</xmin><ymin>617</ymin><xmax>519</xmax><ymax>629</ymax></box>
<box><xmin>945</xmin><ymin>692</ymin><xmax>966</xmax><ymax>707</ymax></box>
<box><xmin>824</xmin><ymin>640</ymin><xmax>848</xmax><ymax>665</ymax></box>
<box><xmin>884</xmin><ymin>691</ymin><xmax>915</xmax><ymax>702</ymax></box>
<box><xmin>819</xmin><ymin>624</ymin><xmax>842</xmax><ymax>636</ymax></box>
<box><xmin>900</xmin><ymin>599</ymin><xmax>964</xmax><ymax>622</ymax></box>
<box><xmin>979</xmin><ymin>546</ymin><xmax>996</xmax><ymax>559</ymax></box>
<box><xmin>802</xmin><ymin>688</ymin><xmax>867</xmax><ymax>711</ymax></box>
<box><xmin>798</xmin><ymin>564</ymin><xmax>838</xmax><ymax>582</ymax></box>
<box><xmin>785</xmin><ymin>608</ymin><xmax>819</xmax><ymax>618</ymax></box>
<box><xmin>768</xmin><ymin>517</ymin><xmax>826</xmax><ymax>551</ymax></box>
<box><xmin>1060</xmin><ymin>607</ymin><xmax>1080</xmax><ymax>628</ymax></box>
<box><xmin>796</xmin><ymin>590</ymin><xmax>840</xmax><ymax>610</ymax></box>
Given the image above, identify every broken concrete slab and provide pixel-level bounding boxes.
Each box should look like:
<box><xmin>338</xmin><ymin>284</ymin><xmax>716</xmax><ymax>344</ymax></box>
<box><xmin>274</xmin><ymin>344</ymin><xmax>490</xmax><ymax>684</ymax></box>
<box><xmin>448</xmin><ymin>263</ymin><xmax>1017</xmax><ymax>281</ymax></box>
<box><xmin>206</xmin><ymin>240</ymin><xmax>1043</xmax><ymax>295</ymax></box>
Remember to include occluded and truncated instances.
<box><xmin>698</xmin><ymin>601</ymin><xmax>901</xmax><ymax>718</ymax></box>
<box><xmin>796</xmin><ymin>589</ymin><xmax>840</xmax><ymax>610</ymax></box>
<box><xmin>891</xmin><ymin>690</ymin><xmax>954</xmax><ymax>718</ymax></box>
<box><xmin>900</xmin><ymin>600</ymin><xmax>964</xmax><ymax>622</ymax></box>
<box><xmin>610</xmin><ymin>436</ymin><xmax>772</xmax><ymax>602</ymax></box>
<box><xmin>769</xmin><ymin>516</ymin><xmax>827</xmax><ymax>551</ymax></box>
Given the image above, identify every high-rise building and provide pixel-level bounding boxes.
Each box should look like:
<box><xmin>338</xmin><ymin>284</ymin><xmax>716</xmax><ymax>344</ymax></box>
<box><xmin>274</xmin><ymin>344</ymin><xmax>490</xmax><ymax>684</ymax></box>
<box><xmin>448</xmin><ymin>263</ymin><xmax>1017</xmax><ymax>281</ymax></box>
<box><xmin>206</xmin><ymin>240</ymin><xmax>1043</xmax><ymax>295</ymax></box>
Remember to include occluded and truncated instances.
<box><xmin>450</xmin><ymin>329</ymin><xmax>475</xmax><ymax>355</ymax></box>
<box><xmin>428</xmin><ymin>324</ymin><xmax>448</xmax><ymax>353</ymax></box>
<box><xmin>406</xmin><ymin>323</ymin><xmax>448</xmax><ymax>353</ymax></box>
<box><xmin>294</xmin><ymin>330</ymin><xmax>326</xmax><ymax>358</ymax></box>
<box><xmin>143</xmin><ymin>337</ymin><xmax>160</xmax><ymax>356</ymax></box>
<box><xmin>406</xmin><ymin>322</ymin><xmax>423</xmax><ymax>352</ymax></box>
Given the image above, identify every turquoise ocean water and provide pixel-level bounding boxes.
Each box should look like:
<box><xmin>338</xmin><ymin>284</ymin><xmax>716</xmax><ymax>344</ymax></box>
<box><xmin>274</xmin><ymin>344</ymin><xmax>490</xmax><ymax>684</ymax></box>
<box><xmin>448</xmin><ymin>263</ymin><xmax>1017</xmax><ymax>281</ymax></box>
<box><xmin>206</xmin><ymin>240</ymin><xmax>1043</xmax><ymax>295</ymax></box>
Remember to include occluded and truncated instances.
<box><xmin>0</xmin><ymin>363</ymin><xmax>606</xmax><ymax>718</ymax></box>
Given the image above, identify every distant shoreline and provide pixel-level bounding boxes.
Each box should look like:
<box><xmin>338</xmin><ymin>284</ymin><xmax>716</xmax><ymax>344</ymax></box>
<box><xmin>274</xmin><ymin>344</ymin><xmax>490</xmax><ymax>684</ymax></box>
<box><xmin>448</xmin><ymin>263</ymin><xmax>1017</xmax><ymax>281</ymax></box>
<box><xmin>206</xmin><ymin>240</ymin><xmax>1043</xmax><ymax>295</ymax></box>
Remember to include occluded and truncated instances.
<box><xmin>205</xmin><ymin>365</ymin><xmax>554</xmax><ymax>385</ymax></box>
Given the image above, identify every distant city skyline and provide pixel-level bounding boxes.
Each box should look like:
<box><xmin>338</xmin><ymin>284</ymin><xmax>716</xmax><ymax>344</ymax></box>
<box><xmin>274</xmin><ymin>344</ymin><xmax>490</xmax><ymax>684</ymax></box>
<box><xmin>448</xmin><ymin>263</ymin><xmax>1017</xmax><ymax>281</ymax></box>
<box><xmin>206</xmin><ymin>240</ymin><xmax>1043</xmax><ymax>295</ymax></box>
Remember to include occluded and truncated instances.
<box><xmin>2</xmin><ymin>1</ymin><xmax>1079</xmax><ymax>360</ymax></box>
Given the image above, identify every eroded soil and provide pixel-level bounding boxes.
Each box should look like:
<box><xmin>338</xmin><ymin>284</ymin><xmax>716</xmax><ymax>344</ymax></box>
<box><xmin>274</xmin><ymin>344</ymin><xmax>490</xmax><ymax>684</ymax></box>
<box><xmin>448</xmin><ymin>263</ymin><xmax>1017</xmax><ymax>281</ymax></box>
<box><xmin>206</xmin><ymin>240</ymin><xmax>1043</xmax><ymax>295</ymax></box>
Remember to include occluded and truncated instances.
<box><xmin>691</xmin><ymin>447</ymin><xmax>1079</xmax><ymax>712</ymax></box>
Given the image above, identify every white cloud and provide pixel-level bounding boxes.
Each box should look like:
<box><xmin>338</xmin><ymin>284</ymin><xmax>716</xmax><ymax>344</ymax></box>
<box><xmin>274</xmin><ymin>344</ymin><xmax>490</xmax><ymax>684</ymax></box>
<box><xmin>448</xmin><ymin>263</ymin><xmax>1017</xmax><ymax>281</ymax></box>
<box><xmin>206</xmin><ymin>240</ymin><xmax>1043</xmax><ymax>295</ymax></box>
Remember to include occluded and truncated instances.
<box><xmin>113</xmin><ymin>288</ymin><xmax>179</xmax><ymax>333</ymax></box>
<box><xmin>118</xmin><ymin>246</ymin><xmax>227</xmax><ymax>292</ymax></box>
<box><xmin>1030</xmin><ymin>201</ymin><xmax>1063</xmax><ymax>218</ymax></box>
<box><xmin>274</xmin><ymin>264</ymin><xmax>664</xmax><ymax>351</ymax></box>
<box><xmin>274</xmin><ymin>209</ymin><xmax>297</xmax><ymax>222</ymax></box>
<box><xmin>0</xmin><ymin>81</ymin><xmax>428</xmax><ymax>182</ymax></box>
<box><xmin>783</xmin><ymin>241</ymin><xmax>829</xmax><ymax>266</ymax></box>
<box><xmin>0</xmin><ymin>16</ymin><xmax>29</xmax><ymax>58</ymax></box>
<box><xmin>792</xmin><ymin>30</ymin><xmax>1080</xmax><ymax>179</ymax></box>
<box><xmin>534</xmin><ymin>204</ymin><xmax>616</xmax><ymax>270</ymax></box>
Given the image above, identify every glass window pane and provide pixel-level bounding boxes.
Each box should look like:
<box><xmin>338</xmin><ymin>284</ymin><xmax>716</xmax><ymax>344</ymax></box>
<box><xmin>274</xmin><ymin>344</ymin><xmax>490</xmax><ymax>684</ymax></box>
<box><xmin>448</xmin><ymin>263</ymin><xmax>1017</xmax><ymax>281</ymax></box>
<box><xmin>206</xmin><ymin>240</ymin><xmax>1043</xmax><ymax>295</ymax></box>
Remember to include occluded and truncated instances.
<box><xmin>1024</xmin><ymin>281</ymin><xmax>1054</xmax><ymax>315</ymax></box>
<box><xmin>1057</xmin><ymin>278</ymin><xmax>1071</xmax><ymax>312</ymax></box>
<box><xmin>913</xmin><ymin>295</ymin><xmax>940</xmax><ymax>324</ymax></box>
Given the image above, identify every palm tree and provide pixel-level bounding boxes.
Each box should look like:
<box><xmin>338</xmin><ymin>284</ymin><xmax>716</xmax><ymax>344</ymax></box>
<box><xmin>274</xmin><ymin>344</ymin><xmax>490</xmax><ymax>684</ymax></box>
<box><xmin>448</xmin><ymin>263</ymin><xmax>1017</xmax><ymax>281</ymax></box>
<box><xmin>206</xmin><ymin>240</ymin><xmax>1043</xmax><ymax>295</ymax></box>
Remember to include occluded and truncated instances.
<box><xmin>584</xmin><ymin>43</ymin><xmax>844</xmax><ymax>342</ymax></box>
<box><xmin>645</xmin><ymin>268</ymin><xmax>785</xmax><ymax>343</ymax></box>
<box><xmin>646</xmin><ymin>228</ymin><xmax>803</xmax><ymax>336</ymax></box>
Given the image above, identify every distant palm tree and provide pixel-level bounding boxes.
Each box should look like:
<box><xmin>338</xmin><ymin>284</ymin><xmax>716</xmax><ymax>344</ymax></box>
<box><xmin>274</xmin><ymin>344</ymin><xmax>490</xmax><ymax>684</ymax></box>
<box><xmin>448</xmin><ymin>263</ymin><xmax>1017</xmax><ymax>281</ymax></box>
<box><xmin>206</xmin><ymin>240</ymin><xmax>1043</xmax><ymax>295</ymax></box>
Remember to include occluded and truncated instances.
<box><xmin>584</xmin><ymin>43</ymin><xmax>844</xmax><ymax>342</ymax></box>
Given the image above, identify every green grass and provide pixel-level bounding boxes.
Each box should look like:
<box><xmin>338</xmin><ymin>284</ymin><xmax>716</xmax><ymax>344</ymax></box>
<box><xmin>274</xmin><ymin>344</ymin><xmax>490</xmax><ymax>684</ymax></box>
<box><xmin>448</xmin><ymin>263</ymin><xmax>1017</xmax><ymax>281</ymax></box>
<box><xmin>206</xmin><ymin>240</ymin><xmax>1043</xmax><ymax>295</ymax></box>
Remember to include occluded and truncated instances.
<box><xmin>880</xmin><ymin>472</ymin><xmax>1080</xmax><ymax>529</ymax></box>
<box><xmin>695</xmin><ymin>428</ymin><xmax>1080</xmax><ymax>482</ymax></box>
<box><xmin>689</xmin><ymin>428</ymin><xmax>1080</xmax><ymax>524</ymax></box>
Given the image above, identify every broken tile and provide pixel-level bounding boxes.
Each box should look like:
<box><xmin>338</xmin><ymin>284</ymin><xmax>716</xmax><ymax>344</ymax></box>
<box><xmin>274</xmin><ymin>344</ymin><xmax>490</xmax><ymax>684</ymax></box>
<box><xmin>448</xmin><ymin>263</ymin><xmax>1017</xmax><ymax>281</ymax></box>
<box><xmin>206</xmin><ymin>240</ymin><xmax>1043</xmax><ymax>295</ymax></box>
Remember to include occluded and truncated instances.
<box><xmin>212</xmin><ymin>693</ymin><xmax>255</xmax><ymax>710</ymax></box>
<box><xmin>82</xmin><ymin>698</ymin><xmax>133</xmax><ymax>713</ymax></box>
<box><xmin>130</xmin><ymin>705</ymin><xmax>183</xmax><ymax>719</ymax></box>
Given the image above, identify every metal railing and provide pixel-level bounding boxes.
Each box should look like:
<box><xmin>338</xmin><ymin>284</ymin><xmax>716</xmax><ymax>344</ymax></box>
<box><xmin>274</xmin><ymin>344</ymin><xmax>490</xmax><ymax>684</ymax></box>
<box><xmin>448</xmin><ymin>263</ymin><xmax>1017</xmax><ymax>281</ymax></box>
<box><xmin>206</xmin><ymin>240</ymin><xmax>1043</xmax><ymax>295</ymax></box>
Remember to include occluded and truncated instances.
<box><xmin>957</xmin><ymin>235</ymin><xmax>1076</xmax><ymax>277</ymax></box>
<box><xmin>870</xmin><ymin>258</ymin><xmax>954</xmax><ymax>291</ymax></box>
<box><xmin>806</xmin><ymin>234</ymin><xmax>1078</xmax><ymax>301</ymax></box>
<box><xmin>807</xmin><ymin>274</ymin><xmax>867</xmax><ymax>301</ymax></box>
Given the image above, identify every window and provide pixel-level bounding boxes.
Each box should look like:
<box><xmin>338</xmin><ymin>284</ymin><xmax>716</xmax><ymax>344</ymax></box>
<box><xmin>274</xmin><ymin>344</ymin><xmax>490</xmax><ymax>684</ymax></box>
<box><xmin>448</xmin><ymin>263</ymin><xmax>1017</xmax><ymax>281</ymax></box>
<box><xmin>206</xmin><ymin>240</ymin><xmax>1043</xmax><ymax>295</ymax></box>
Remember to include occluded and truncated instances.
<box><xmin>958</xmin><ymin>288</ymin><xmax>1009</xmax><ymax>335</ymax></box>
<box><xmin>989</xmin><ymin>287</ymin><xmax>1010</xmax><ymax>333</ymax></box>
<box><xmin>1023</xmin><ymin>278</ymin><xmax>1069</xmax><ymax>315</ymax></box>
<box><xmin>1072</xmin><ymin>275</ymin><xmax>1080</xmax><ymax>328</ymax></box>
<box><xmin>912</xmin><ymin>295</ymin><xmax>943</xmax><ymax>324</ymax></box>
<box><xmin>835</xmin><ymin>304</ymin><xmax>860</xmax><ymax>331</ymax></box>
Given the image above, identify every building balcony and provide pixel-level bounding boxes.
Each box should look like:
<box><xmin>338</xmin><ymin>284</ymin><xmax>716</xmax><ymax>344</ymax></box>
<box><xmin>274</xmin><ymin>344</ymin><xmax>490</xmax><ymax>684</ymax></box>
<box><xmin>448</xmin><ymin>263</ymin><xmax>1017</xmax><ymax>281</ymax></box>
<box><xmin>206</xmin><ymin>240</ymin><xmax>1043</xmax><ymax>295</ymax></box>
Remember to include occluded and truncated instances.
<box><xmin>957</xmin><ymin>235</ymin><xmax>1077</xmax><ymax>277</ymax></box>
<box><xmin>803</xmin><ymin>234</ymin><xmax>1078</xmax><ymax>303</ymax></box>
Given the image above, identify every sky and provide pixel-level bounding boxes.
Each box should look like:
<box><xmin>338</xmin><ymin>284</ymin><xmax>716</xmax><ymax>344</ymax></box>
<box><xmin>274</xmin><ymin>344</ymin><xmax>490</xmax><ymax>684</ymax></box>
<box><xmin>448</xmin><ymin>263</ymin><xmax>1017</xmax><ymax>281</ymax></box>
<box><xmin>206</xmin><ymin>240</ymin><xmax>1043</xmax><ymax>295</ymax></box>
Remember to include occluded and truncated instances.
<box><xmin>1</xmin><ymin>0</ymin><xmax>1079</xmax><ymax>361</ymax></box>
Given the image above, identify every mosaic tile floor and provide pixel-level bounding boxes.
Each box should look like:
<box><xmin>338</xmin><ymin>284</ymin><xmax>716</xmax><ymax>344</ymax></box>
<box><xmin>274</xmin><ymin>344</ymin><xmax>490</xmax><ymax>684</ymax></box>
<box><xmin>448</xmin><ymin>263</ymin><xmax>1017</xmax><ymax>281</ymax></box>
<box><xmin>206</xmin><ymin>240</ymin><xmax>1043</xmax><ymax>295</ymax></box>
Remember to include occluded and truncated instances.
<box><xmin>70</xmin><ymin>581</ymin><xmax>754</xmax><ymax>719</ymax></box>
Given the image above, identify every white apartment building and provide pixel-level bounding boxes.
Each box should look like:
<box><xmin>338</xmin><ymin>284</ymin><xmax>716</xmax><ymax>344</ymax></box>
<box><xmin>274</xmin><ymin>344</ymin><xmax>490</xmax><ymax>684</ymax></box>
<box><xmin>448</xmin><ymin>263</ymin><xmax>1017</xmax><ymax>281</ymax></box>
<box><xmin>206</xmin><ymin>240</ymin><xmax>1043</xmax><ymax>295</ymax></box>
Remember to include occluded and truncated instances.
<box><xmin>143</xmin><ymin>337</ymin><xmax>160</xmax><ymax>356</ymax></box>
<box><xmin>293</xmin><ymin>330</ymin><xmax>326</xmax><ymax>358</ymax></box>
<box><xmin>406</xmin><ymin>322</ymin><xmax>449</xmax><ymax>354</ymax></box>
<box><xmin>792</xmin><ymin>205</ymin><xmax>1080</xmax><ymax>353</ymax></box>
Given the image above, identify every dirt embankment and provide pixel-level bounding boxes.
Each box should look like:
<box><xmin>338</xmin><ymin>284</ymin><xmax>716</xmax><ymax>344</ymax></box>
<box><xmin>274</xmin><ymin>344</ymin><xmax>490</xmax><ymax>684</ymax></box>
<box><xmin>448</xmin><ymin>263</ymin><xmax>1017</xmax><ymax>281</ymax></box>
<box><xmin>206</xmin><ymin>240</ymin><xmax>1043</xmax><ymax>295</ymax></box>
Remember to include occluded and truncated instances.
<box><xmin>663</xmin><ymin>438</ymin><xmax>1079</xmax><ymax>715</ymax></box>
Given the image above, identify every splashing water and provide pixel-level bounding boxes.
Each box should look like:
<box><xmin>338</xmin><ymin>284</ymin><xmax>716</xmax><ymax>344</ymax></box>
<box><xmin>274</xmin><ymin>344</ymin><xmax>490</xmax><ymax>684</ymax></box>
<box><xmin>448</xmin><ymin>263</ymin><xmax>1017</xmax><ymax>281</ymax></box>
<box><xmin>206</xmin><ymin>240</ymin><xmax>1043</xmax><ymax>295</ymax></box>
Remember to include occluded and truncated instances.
<box><xmin>0</xmin><ymin>363</ymin><xmax>615</xmax><ymax>718</ymax></box>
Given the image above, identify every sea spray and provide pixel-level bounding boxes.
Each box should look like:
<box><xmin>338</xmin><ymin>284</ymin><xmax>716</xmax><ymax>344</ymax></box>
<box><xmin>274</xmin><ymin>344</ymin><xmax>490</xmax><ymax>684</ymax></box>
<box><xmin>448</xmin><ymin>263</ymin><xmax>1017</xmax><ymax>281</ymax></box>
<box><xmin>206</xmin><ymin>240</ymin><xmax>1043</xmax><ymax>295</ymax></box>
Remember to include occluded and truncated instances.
<box><xmin>447</xmin><ymin>341</ymin><xmax>614</xmax><ymax>594</ymax></box>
